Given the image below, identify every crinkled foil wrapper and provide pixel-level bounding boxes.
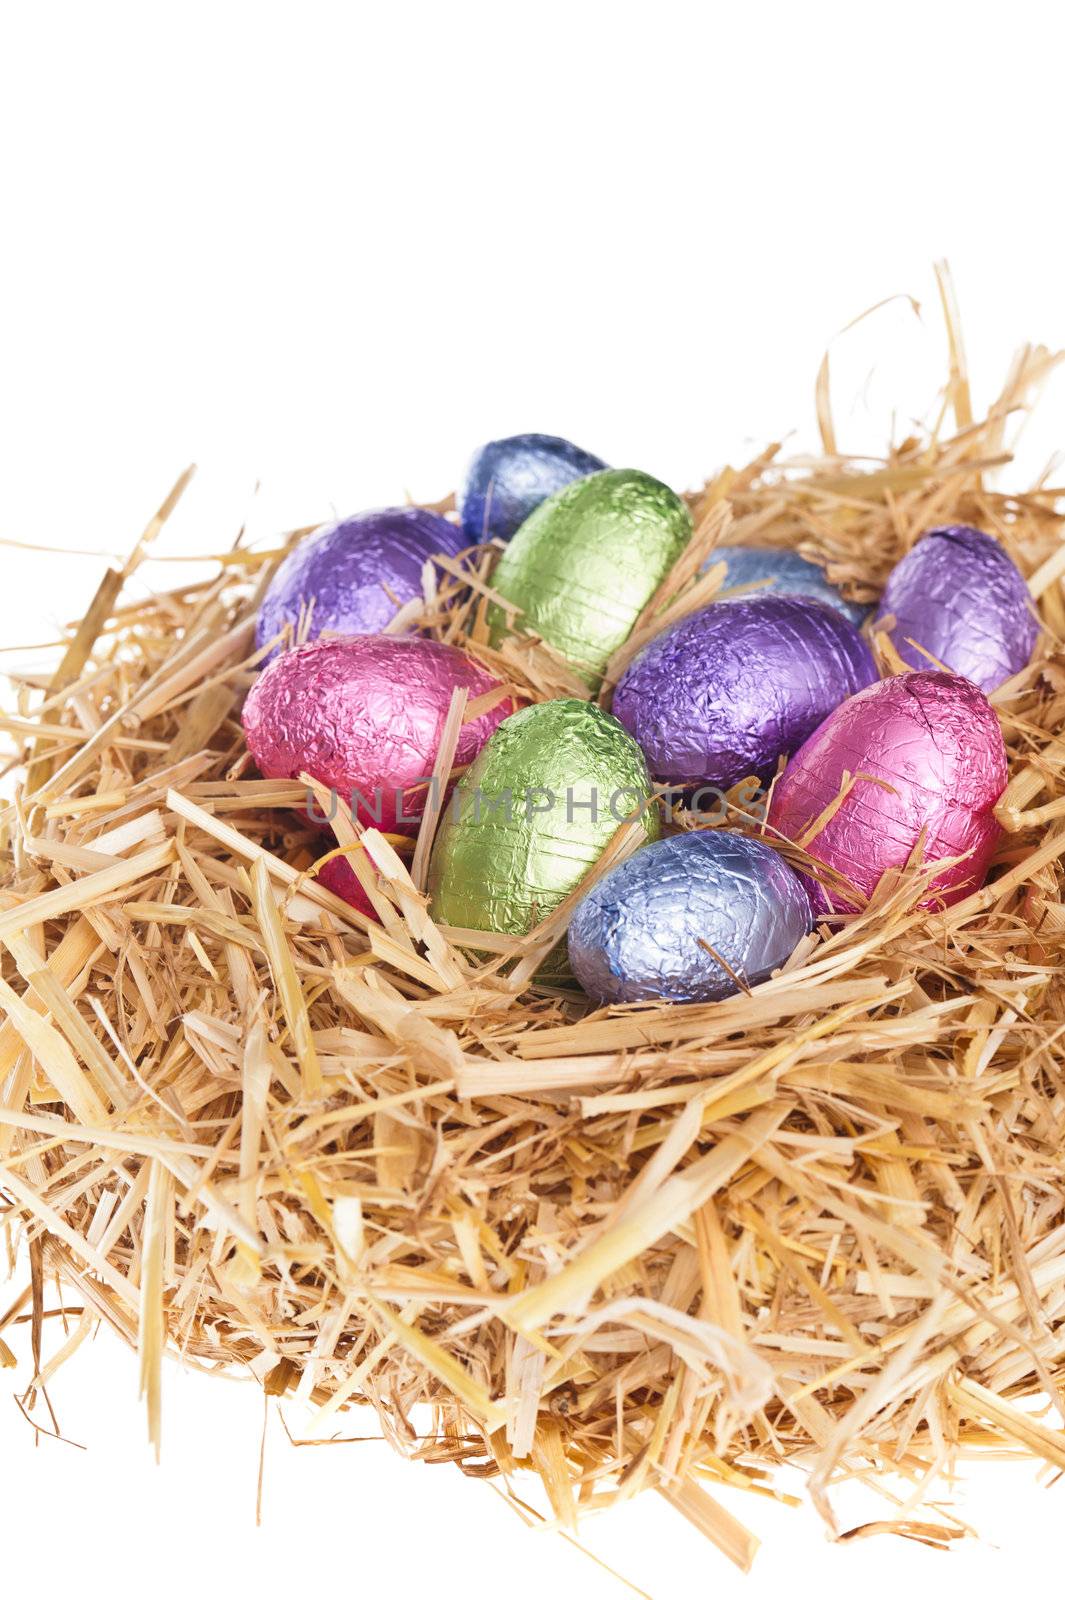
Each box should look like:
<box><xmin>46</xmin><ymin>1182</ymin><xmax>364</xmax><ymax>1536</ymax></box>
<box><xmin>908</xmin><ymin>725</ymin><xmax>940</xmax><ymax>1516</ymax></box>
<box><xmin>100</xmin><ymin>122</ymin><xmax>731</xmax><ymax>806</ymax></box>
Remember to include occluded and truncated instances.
<box><xmin>613</xmin><ymin>594</ymin><xmax>876</xmax><ymax>787</ymax></box>
<box><xmin>316</xmin><ymin>852</ymin><xmax>377</xmax><ymax>919</ymax></box>
<box><xmin>769</xmin><ymin>669</ymin><xmax>1008</xmax><ymax>911</ymax></box>
<box><xmin>255</xmin><ymin>507</ymin><xmax>467</xmax><ymax>658</ymax></box>
<box><xmin>875</xmin><ymin>523</ymin><xmax>1038</xmax><ymax>692</ymax></box>
<box><xmin>459</xmin><ymin>432</ymin><xmax>606</xmax><ymax>544</ymax></box>
<box><xmin>428</xmin><ymin>699</ymin><xmax>659</xmax><ymax>955</ymax></box>
<box><xmin>487</xmin><ymin>468</ymin><xmax>692</xmax><ymax>686</ymax></box>
<box><xmin>241</xmin><ymin>635</ymin><xmax>511</xmax><ymax>831</ymax></box>
<box><xmin>568</xmin><ymin>829</ymin><xmax>813</xmax><ymax>1005</ymax></box>
<box><xmin>710</xmin><ymin>542</ymin><xmax>870</xmax><ymax>626</ymax></box>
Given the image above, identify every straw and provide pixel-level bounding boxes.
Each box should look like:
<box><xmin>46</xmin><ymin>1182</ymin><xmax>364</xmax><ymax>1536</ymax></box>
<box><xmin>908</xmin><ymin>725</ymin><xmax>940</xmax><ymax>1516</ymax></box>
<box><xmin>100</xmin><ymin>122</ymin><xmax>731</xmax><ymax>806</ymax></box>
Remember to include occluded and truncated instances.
<box><xmin>2</xmin><ymin>296</ymin><xmax>1065</xmax><ymax>1572</ymax></box>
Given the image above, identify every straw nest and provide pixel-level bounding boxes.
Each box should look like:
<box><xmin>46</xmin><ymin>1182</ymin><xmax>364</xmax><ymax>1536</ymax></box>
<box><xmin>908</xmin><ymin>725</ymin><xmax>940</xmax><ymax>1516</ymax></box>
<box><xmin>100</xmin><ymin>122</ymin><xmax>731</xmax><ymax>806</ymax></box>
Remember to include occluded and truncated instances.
<box><xmin>3</xmin><ymin>275</ymin><xmax>1065</xmax><ymax>1571</ymax></box>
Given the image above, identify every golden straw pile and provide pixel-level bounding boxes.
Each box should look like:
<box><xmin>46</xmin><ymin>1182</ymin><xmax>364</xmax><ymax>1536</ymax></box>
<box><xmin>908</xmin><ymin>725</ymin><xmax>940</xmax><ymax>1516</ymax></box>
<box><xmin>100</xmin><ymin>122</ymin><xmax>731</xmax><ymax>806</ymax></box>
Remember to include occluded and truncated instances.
<box><xmin>3</xmin><ymin>281</ymin><xmax>1065</xmax><ymax>1570</ymax></box>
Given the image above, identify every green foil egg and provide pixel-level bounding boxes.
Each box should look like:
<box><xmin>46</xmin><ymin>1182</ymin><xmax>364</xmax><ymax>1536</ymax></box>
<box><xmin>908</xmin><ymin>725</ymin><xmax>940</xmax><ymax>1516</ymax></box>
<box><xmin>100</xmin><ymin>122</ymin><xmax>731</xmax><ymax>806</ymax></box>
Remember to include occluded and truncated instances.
<box><xmin>427</xmin><ymin>699</ymin><xmax>660</xmax><ymax>956</ymax></box>
<box><xmin>487</xmin><ymin>468</ymin><xmax>693</xmax><ymax>686</ymax></box>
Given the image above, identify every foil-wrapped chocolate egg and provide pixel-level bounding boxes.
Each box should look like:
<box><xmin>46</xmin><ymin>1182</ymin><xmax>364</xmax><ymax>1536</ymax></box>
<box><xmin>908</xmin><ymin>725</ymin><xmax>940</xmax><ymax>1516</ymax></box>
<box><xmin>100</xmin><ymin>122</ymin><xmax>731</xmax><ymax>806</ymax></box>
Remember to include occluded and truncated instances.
<box><xmin>242</xmin><ymin>635</ymin><xmax>512</xmax><ymax>833</ymax></box>
<box><xmin>568</xmin><ymin>829</ymin><xmax>812</xmax><ymax>1005</ymax></box>
<box><xmin>487</xmin><ymin>469</ymin><xmax>692</xmax><ymax>687</ymax></box>
<box><xmin>613</xmin><ymin>595</ymin><xmax>876</xmax><ymax>790</ymax></box>
<box><xmin>769</xmin><ymin>670</ymin><xmax>1008</xmax><ymax>911</ymax></box>
<box><xmin>459</xmin><ymin>432</ymin><xmax>607</xmax><ymax>544</ymax></box>
<box><xmin>428</xmin><ymin>699</ymin><xmax>659</xmax><ymax>945</ymax></box>
<box><xmin>316</xmin><ymin>852</ymin><xmax>378</xmax><ymax>919</ymax></box>
<box><xmin>710</xmin><ymin>543</ymin><xmax>869</xmax><ymax>626</ymax></box>
<box><xmin>875</xmin><ymin>524</ymin><xmax>1038</xmax><ymax>692</ymax></box>
<box><xmin>256</xmin><ymin>507</ymin><xmax>467</xmax><ymax>658</ymax></box>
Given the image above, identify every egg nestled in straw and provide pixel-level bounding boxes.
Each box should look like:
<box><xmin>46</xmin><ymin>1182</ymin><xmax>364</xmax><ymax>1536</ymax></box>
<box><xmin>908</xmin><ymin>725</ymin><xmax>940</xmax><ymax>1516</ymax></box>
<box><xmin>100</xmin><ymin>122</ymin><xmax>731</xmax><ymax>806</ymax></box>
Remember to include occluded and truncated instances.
<box><xmin>710</xmin><ymin>543</ymin><xmax>869</xmax><ymax>625</ymax></box>
<box><xmin>875</xmin><ymin>523</ymin><xmax>1037</xmax><ymax>692</ymax></box>
<box><xmin>428</xmin><ymin>698</ymin><xmax>658</xmax><ymax>954</ymax></box>
<box><xmin>613</xmin><ymin>595</ymin><xmax>876</xmax><ymax>790</ymax></box>
<box><xmin>459</xmin><ymin>432</ymin><xmax>606</xmax><ymax>544</ymax></box>
<box><xmin>315</xmin><ymin>851</ymin><xmax>378</xmax><ymax>920</ymax></box>
<box><xmin>487</xmin><ymin>469</ymin><xmax>692</xmax><ymax>688</ymax></box>
<box><xmin>768</xmin><ymin>669</ymin><xmax>1008</xmax><ymax>911</ymax></box>
<box><xmin>568</xmin><ymin>829</ymin><xmax>813</xmax><ymax>1005</ymax></box>
<box><xmin>241</xmin><ymin>635</ymin><xmax>512</xmax><ymax>833</ymax></box>
<box><xmin>255</xmin><ymin>507</ymin><xmax>467</xmax><ymax>659</ymax></box>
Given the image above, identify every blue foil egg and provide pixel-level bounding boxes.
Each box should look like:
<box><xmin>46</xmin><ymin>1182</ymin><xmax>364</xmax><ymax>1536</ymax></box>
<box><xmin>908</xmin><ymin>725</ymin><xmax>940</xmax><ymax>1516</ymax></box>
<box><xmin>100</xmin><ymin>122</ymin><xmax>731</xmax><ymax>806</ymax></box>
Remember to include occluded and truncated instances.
<box><xmin>568</xmin><ymin>829</ymin><xmax>813</xmax><ymax>1005</ymax></box>
<box><xmin>459</xmin><ymin>432</ymin><xmax>607</xmax><ymax>544</ymax></box>
<box><xmin>708</xmin><ymin>544</ymin><xmax>869</xmax><ymax>626</ymax></box>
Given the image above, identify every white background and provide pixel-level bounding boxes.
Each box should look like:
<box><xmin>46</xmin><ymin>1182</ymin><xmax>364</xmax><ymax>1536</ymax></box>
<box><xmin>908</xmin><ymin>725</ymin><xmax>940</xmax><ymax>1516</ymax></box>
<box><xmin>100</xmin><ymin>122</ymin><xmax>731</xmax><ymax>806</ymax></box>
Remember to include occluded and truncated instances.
<box><xmin>2</xmin><ymin>4</ymin><xmax>1065</xmax><ymax>1595</ymax></box>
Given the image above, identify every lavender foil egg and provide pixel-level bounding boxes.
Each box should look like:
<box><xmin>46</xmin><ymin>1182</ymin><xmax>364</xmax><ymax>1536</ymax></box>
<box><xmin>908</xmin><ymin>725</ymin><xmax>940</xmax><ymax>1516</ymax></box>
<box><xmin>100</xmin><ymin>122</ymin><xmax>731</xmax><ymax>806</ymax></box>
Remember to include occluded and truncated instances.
<box><xmin>612</xmin><ymin>595</ymin><xmax>876</xmax><ymax>790</ymax></box>
<box><xmin>710</xmin><ymin>543</ymin><xmax>869</xmax><ymax>626</ymax></box>
<box><xmin>875</xmin><ymin>524</ymin><xmax>1038</xmax><ymax>692</ymax></box>
<box><xmin>568</xmin><ymin>830</ymin><xmax>812</xmax><ymax>1006</ymax></box>
<box><xmin>459</xmin><ymin>432</ymin><xmax>607</xmax><ymax>544</ymax></box>
<box><xmin>242</xmin><ymin>635</ymin><xmax>512</xmax><ymax>832</ymax></box>
<box><xmin>255</xmin><ymin>507</ymin><xmax>467</xmax><ymax>659</ymax></box>
<box><xmin>769</xmin><ymin>670</ymin><xmax>1008</xmax><ymax>912</ymax></box>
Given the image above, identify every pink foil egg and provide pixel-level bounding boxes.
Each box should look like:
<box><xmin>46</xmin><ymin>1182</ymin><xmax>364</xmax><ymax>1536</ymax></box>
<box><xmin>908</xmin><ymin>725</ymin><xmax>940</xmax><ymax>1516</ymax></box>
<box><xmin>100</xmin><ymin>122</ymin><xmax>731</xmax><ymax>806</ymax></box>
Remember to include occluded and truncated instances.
<box><xmin>768</xmin><ymin>670</ymin><xmax>1008</xmax><ymax>912</ymax></box>
<box><xmin>242</xmin><ymin>635</ymin><xmax>513</xmax><ymax>833</ymax></box>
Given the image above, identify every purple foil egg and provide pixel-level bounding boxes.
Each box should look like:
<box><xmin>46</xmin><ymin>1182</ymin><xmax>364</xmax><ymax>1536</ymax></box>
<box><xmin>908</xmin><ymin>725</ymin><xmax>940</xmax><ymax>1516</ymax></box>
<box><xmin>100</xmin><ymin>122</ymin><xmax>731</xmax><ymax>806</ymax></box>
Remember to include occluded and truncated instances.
<box><xmin>241</xmin><ymin>634</ymin><xmax>513</xmax><ymax>833</ymax></box>
<box><xmin>612</xmin><ymin>595</ymin><xmax>877</xmax><ymax>790</ymax></box>
<box><xmin>255</xmin><ymin>507</ymin><xmax>467</xmax><ymax>659</ymax></box>
<box><xmin>875</xmin><ymin>524</ymin><xmax>1038</xmax><ymax>692</ymax></box>
<box><xmin>769</xmin><ymin>670</ymin><xmax>1008</xmax><ymax>912</ymax></box>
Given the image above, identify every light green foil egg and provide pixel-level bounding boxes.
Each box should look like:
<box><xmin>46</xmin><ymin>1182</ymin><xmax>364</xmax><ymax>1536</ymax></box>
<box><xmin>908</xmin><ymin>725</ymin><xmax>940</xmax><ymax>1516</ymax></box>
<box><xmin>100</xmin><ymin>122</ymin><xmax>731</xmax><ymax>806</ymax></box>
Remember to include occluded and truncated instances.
<box><xmin>428</xmin><ymin>699</ymin><xmax>660</xmax><ymax>962</ymax></box>
<box><xmin>487</xmin><ymin>468</ymin><xmax>693</xmax><ymax>687</ymax></box>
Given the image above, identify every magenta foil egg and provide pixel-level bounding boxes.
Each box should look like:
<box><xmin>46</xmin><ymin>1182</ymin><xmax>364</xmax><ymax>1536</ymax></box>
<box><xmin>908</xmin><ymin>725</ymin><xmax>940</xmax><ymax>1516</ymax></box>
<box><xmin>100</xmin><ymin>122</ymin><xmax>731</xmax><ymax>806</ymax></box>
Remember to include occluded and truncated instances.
<box><xmin>612</xmin><ymin>595</ymin><xmax>876</xmax><ymax>789</ymax></box>
<box><xmin>316</xmin><ymin>852</ymin><xmax>378</xmax><ymax>920</ymax></box>
<box><xmin>875</xmin><ymin>524</ymin><xmax>1038</xmax><ymax>692</ymax></box>
<box><xmin>769</xmin><ymin>670</ymin><xmax>1008</xmax><ymax>912</ymax></box>
<box><xmin>241</xmin><ymin>635</ymin><xmax>512</xmax><ymax>833</ymax></box>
